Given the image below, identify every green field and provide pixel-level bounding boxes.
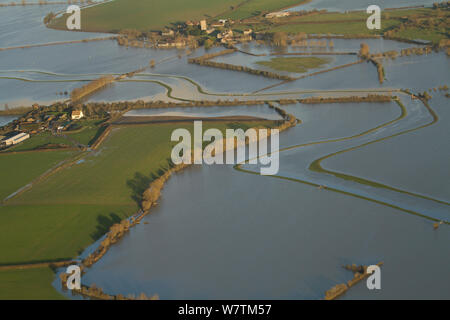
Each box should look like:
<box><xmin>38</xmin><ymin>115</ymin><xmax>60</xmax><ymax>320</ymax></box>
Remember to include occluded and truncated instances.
<box><xmin>51</xmin><ymin>0</ymin><xmax>242</xmax><ymax>32</ymax></box>
<box><xmin>1</xmin><ymin>121</ymin><xmax>274</xmax><ymax>266</ymax></box>
<box><xmin>220</xmin><ymin>0</ymin><xmax>310</xmax><ymax>20</ymax></box>
<box><xmin>0</xmin><ymin>267</ymin><xmax>64</xmax><ymax>300</ymax></box>
<box><xmin>0</xmin><ymin>204</ymin><xmax>133</xmax><ymax>264</ymax></box>
<box><xmin>240</xmin><ymin>8</ymin><xmax>449</xmax><ymax>43</ymax></box>
<box><xmin>50</xmin><ymin>0</ymin><xmax>308</xmax><ymax>32</ymax></box>
<box><xmin>8</xmin><ymin>132</ymin><xmax>71</xmax><ymax>152</ymax></box>
<box><xmin>64</xmin><ymin>120</ymin><xmax>107</xmax><ymax>146</ymax></box>
<box><xmin>0</xmin><ymin>150</ymin><xmax>76</xmax><ymax>201</ymax></box>
<box><xmin>256</xmin><ymin>56</ymin><xmax>330</xmax><ymax>73</ymax></box>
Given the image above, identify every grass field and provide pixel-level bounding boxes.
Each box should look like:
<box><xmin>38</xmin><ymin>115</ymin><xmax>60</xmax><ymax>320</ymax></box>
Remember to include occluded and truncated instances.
<box><xmin>0</xmin><ymin>150</ymin><xmax>76</xmax><ymax>201</ymax></box>
<box><xmin>8</xmin><ymin>132</ymin><xmax>71</xmax><ymax>152</ymax></box>
<box><xmin>2</xmin><ymin>121</ymin><xmax>275</xmax><ymax>266</ymax></box>
<box><xmin>50</xmin><ymin>0</ymin><xmax>308</xmax><ymax>32</ymax></box>
<box><xmin>240</xmin><ymin>8</ymin><xmax>448</xmax><ymax>43</ymax></box>
<box><xmin>0</xmin><ymin>267</ymin><xmax>64</xmax><ymax>300</ymax></box>
<box><xmin>51</xmin><ymin>0</ymin><xmax>242</xmax><ymax>32</ymax></box>
<box><xmin>65</xmin><ymin>120</ymin><xmax>107</xmax><ymax>146</ymax></box>
<box><xmin>256</xmin><ymin>56</ymin><xmax>330</xmax><ymax>73</ymax></box>
<box><xmin>220</xmin><ymin>0</ymin><xmax>311</xmax><ymax>20</ymax></box>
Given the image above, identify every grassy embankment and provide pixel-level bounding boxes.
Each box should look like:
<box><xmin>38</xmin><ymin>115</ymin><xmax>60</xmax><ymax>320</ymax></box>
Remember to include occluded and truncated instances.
<box><xmin>256</xmin><ymin>56</ymin><xmax>331</xmax><ymax>73</ymax></box>
<box><xmin>0</xmin><ymin>120</ymin><xmax>276</xmax><ymax>298</ymax></box>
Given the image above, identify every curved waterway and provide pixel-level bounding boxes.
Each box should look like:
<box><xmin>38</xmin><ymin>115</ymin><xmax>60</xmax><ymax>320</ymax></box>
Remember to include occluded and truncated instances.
<box><xmin>239</xmin><ymin>96</ymin><xmax>449</xmax><ymax>222</ymax></box>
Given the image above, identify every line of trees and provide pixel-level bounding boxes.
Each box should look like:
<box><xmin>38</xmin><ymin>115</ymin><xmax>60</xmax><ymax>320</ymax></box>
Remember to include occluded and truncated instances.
<box><xmin>369</xmin><ymin>58</ymin><xmax>385</xmax><ymax>84</ymax></box>
<box><xmin>70</xmin><ymin>75</ymin><xmax>115</xmax><ymax>102</ymax></box>
<box><xmin>188</xmin><ymin>48</ymin><xmax>237</xmax><ymax>63</ymax></box>
<box><xmin>189</xmin><ymin>59</ymin><xmax>296</xmax><ymax>81</ymax></box>
<box><xmin>60</xmin><ymin>273</ymin><xmax>158</xmax><ymax>300</ymax></box>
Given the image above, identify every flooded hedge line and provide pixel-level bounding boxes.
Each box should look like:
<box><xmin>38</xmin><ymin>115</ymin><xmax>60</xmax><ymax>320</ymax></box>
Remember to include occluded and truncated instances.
<box><xmin>188</xmin><ymin>49</ymin><xmax>237</xmax><ymax>63</ymax></box>
<box><xmin>298</xmin><ymin>94</ymin><xmax>393</xmax><ymax>104</ymax></box>
<box><xmin>188</xmin><ymin>48</ymin><xmax>295</xmax><ymax>81</ymax></box>
<box><xmin>189</xmin><ymin>59</ymin><xmax>296</xmax><ymax>81</ymax></box>
<box><xmin>369</xmin><ymin>58</ymin><xmax>385</xmax><ymax>84</ymax></box>
<box><xmin>65</xmin><ymin>105</ymin><xmax>298</xmax><ymax>299</ymax></box>
<box><xmin>60</xmin><ymin>273</ymin><xmax>159</xmax><ymax>300</ymax></box>
<box><xmin>324</xmin><ymin>262</ymin><xmax>384</xmax><ymax>300</ymax></box>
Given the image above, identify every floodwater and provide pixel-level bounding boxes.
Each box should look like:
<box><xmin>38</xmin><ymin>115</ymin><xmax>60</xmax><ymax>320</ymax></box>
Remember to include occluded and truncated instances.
<box><xmin>0</xmin><ymin>3</ymin><xmax>107</xmax><ymax>48</ymax></box>
<box><xmin>287</xmin><ymin>0</ymin><xmax>438</xmax><ymax>12</ymax></box>
<box><xmin>0</xmin><ymin>115</ymin><xmax>17</xmax><ymax>126</ymax></box>
<box><xmin>1</xmin><ymin>1</ymin><xmax>449</xmax><ymax>300</ymax></box>
<box><xmin>323</xmin><ymin>93</ymin><xmax>450</xmax><ymax>202</ymax></box>
<box><xmin>79</xmin><ymin>98</ymin><xmax>450</xmax><ymax>299</ymax></box>
<box><xmin>124</xmin><ymin>105</ymin><xmax>284</xmax><ymax>120</ymax></box>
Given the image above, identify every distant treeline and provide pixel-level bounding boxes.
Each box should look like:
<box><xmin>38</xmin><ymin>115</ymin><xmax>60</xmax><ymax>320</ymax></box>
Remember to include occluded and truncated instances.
<box><xmin>0</xmin><ymin>37</ymin><xmax>116</xmax><ymax>52</ymax></box>
<box><xmin>298</xmin><ymin>94</ymin><xmax>393</xmax><ymax>104</ymax></box>
<box><xmin>0</xmin><ymin>0</ymin><xmax>106</xmax><ymax>7</ymax></box>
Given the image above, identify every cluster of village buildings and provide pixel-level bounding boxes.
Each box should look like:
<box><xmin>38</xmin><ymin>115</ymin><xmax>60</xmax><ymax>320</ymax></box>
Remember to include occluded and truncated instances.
<box><xmin>157</xmin><ymin>17</ymin><xmax>256</xmax><ymax>48</ymax></box>
<box><xmin>0</xmin><ymin>106</ymin><xmax>84</xmax><ymax>148</ymax></box>
<box><xmin>119</xmin><ymin>10</ymin><xmax>294</xmax><ymax>49</ymax></box>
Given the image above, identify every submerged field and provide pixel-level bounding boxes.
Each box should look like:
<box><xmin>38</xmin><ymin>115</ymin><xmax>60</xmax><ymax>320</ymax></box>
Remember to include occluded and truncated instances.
<box><xmin>256</xmin><ymin>57</ymin><xmax>331</xmax><ymax>73</ymax></box>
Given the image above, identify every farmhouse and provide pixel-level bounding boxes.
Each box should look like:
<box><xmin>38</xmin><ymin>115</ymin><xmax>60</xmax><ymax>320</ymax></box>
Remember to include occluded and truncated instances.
<box><xmin>2</xmin><ymin>132</ymin><xmax>30</xmax><ymax>146</ymax></box>
<box><xmin>200</xmin><ymin>20</ymin><xmax>207</xmax><ymax>31</ymax></box>
<box><xmin>71</xmin><ymin>110</ymin><xmax>84</xmax><ymax>120</ymax></box>
<box><xmin>161</xmin><ymin>29</ymin><xmax>175</xmax><ymax>37</ymax></box>
<box><xmin>243</xmin><ymin>29</ymin><xmax>253</xmax><ymax>36</ymax></box>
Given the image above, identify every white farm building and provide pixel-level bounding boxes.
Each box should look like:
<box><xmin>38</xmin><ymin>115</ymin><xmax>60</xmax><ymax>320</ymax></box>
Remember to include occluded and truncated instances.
<box><xmin>71</xmin><ymin>110</ymin><xmax>84</xmax><ymax>120</ymax></box>
<box><xmin>2</xmin><ymin>132</ymin><xmax>30</xmax><ymax>146</ymax></box>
